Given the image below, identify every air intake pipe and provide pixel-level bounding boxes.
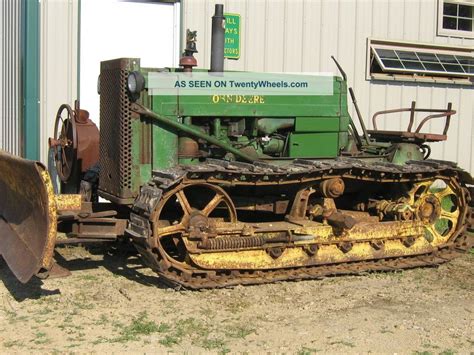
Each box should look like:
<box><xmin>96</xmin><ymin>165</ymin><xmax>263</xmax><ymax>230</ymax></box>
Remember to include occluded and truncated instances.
<box><xmin>210</xmin><ymin>4</ymin><xmax>225</xmax><ymax>72</ymax></box>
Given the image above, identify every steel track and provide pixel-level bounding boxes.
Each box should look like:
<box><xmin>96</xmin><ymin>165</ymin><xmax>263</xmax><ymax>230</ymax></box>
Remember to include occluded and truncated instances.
<box><xmin>126</xmin><ymin>157</ymin><xmax>473</xmax><ymax>289</ymax></box>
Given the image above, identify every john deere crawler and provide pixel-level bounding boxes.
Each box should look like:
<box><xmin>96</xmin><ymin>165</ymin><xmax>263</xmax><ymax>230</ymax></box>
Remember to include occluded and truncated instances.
<box><xmin>0</xmin><ymin>5</ymin><xmax>472</xmax><ymax>289</ymax></box>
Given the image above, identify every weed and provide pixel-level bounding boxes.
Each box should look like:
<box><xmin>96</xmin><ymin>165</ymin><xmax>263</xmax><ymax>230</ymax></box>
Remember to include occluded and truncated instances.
<box><xmin>199</xmin><ymin>306</ymin><xmax>215</xmax><ymax>318</ymax></box>
<box><xmin>329</xmin><ymin>340</ymin><xmax>356</xmax><ymax>348</ymax></box>
<box><xmin>111</xmin><ymin>320</ymin><xmax>124</xmax><ymax>329</ymax></box>
<box><xmin>33</xmin><ymin>331</ymin><xmax>50</xmax><ymax>345</ymax></box>
<box><xmin>422</xmin><ymin>343</ymin><xmax>440</xmax><ymax>349</ymax></box>
<box><xmin>224</xmin><ymin>325</ymin><xmax>255</xmax><ymax>339</ymax></box>
<box><xmin>2</xmin><ymin>307</ymin><xmax>28</xmax><ymax>324</ymax></box>
<box><xmin>65</xmin><ymin>343</ymin><xmax>80</xmax><ymax>348</ymax></box>
<box><xmin>36</xmin><ymin>307</ymin><xmax>53</xmax><ymax>316</ymax></box>
<box><xmin>201</xmin><ymin>337</ymin><xmax>227</xmax><ymax>350</ymax></box>
<box><xmin>3</xmin><ymin>339</ymin><xmax>23</xmax><ymax>348</ymax></box>
<box><xmin>224</xmin><ymin>299</ymin><xmax>251</xmax><ymax>314</ymax></box>
<box><xmin>412</xmin><ymin>351</ymin><xmax>433</xmax><ymax>355</ymax></box>
<box><xmin>78</xmin><ymin>274</ymin><xmax>99</xmax><ymax>281</ymax></box>
<box><xmin>159</xmin><ymin>335</ymin><xmax>180</xmax><ymax>347</ymax></box>
<box><xmin>157</xmin><ymin>323</ymin><xmax>171</xmax><ymax>333</ymax></box>
<box><xmin>91</xmin><ymin>336</ymin><xmax>109</xmax><ymax>345</ymax></box>
<box><xmin>72</xmin><ymin>299</ymin><xmax>94</xmax><ymax>310</ymax></box>
<box><xmin>218</xmin><ymin>348</ymin><xmax>232</xmax><ymax>355</ymax></box>
<box><xmin>125</xmin><ymin>311</ymin><xmax>159</xmax><ymax>335</ymax></box>
<box><xmin>71</xmin><ymin>291</ymin><xmax>95</xmax><ymax>310</ymax></box>
<box><xmin>439</xmin><ymin>350</ymin><xmax>456</xmax><ymax>355</ymax></box>
<box><xmin>35</xmin><ymin>296</ymin><xmax>57</xmax><ymax>305</ymax></box>
<box><xmin>94</xmin><ymin>314</ymin><xmax>109</xmax><ymax>326</ymax></box>
<box><xmin>34</xmin><ymin>317</ymin><xmax>49</xmax><ymax>324</ymax></box>
<box><xmin>111</xmin><ymin>311</ymin><xmax>160</xmax><ymax>343</ymax></box>
<box><xmin>157</xmin><ymin>317</ymin><xmax>213</xmax><ymax>348</ymax></box>
<box><xmin>58</xmin><ymin>318</ymin><xmax>84</xmax><ymax>332</ymax></box>
<box><xmin>298</xmin><ymin>346</ymin><xmax>320</xmax><ymax>355</ymax></box>
<box><xmin>174</xmin><ymin>317</ymin><xmax>210</xmax><ymax>339</ymax></box>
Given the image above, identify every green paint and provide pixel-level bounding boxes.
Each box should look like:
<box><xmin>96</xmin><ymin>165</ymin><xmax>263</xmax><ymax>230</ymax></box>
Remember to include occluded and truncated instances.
<box><xmin>22</xmin><ymin>0</ymin><xmax>40</xmax><ymax>160</ymax></box>
<box><xmin>295</xmin><ymin>117</ymin><xmax>340</xmax><ymax>132</ymax></box>
<box><xmin>127</xmin><ymin>64</ymin><xmax>353</xmax><ymax>193</ymax></box>
<box><xmin>257</xmin><ymin>118</ymin><xmax>294</xmax><ymax>135</ymax></box>
<box><xmin>289</xmin><ymin>133</ymin><xmax>339</xmax><ymax>158</ymax></box>
<box><xmin>175</xmin><ymin>77</ymin><xmax>343</xmax><ymax>117</ymax></box>
<box><xmin>142</xmin><ymin>104</ymin><xmax>254</xmax><ymax>163</ymax></box>
<box><xmin>390</xmin><ymin>143</ymin><xmax>424</xmax><ymax>165</ymax></box>
<box><xmin>151</xmin><ymin>96</ymin><xmax>179</xmax><ymax>170</ymax></box>
<box><xmin>224</xmin><ymin>13</ymin><xmax>240</xmax><ymax>59</ymax></box>
<box><xmin>142</xmin><ymin>71</ymin><xmax>347</xmax><ymax>164</ymax></box>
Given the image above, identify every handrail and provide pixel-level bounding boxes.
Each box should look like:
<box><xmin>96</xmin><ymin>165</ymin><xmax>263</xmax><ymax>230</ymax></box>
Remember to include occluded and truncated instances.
<box><xmin>371</xmin><ymin>101</ymin><xmax>456</xmax><ymax>136</ymax></box>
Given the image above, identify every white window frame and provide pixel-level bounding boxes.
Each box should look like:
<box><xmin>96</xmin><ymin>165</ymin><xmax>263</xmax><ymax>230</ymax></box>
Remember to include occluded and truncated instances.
<box><xmin>437</xmin><ymin>0</ymin><xmax>474</xmax><ymax>39</ymax></box>
<box><xmin>366</xmin><ymin>38</ymin><xmax>474</xmax><ymax>85</ymax></box>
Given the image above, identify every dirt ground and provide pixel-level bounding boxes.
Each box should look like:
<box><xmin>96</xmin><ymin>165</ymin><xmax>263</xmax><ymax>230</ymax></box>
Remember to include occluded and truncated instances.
<box><xmin>0</xmin><ymin>243</ymin><xmax>472</xmax><ymax>354</ymax></box>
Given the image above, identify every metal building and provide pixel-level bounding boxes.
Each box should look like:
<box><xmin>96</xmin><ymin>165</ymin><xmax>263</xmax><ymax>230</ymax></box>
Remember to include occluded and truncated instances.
<box><xmin>40</xmin><ymin>0</ymin><xmax>79</xmax><ymax>165</ymax></box>
<box><xmin>183</xmin><ymin>0</ymin><xmax>474</xmax><ymax>174</ymax></box>
<box><xmin>1</xmin><ymin>0</ymin><xmax>31</xmax><ymax>157</ymax></box>
<box><xmin>0</xmin><ymin>0</ymin><xmax>179</xmax><ymax>164</ymax></box>
<box><xmin>0</xmin><ymin>0</ymin><xmax>78</xmax><ymax>162</ymax></box>
<box><xmin>1</xmin><ymin>0</ymin><xmax>473</xmax><ymax>174</ymax></box>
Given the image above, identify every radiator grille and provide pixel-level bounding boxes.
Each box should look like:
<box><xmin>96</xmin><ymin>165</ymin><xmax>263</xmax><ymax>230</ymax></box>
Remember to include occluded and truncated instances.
<box><xmin>98</xmin><ymin>58</ymin><xmax>138</xmax><ymax>201</ymax></box>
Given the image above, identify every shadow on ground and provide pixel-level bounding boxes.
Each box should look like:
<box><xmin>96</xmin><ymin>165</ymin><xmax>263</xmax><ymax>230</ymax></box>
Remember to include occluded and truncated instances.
<box><xmin>0</xmin><ymin>258</ymin><xmax>60</xmax><ymax>302</ymax></box>
<box><xmin>0</xmin><ymin>241</ymin><xmax>168</xmax><ymax>301</ymax></box>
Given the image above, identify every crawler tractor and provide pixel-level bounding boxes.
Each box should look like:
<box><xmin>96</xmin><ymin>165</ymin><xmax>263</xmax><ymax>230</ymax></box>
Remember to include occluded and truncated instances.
<box><xmin>0</xmin><ymin>5</ymin><xmax>472</xmax><ymax>289</ymax></box>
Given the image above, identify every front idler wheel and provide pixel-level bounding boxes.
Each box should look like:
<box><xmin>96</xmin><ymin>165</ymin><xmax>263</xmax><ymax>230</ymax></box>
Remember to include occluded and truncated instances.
<box><xmin>151</xmin><ymin>183</ymin><xmax>237</xmax><ymax>263</ymax></box>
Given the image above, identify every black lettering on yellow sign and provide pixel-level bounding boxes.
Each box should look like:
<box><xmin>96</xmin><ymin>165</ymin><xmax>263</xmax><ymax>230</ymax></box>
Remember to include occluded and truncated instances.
<box><xmin>212</xmin><ymin>95</ymin><xmax>265</xmax><ymax>104</ymax></box>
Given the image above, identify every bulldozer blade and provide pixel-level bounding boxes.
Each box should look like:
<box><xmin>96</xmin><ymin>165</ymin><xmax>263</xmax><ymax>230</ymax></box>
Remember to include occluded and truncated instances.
<box><xmin>0</xmin><ymin>150</ymin><xmax>57</xmax><ymax>283</ymax></box>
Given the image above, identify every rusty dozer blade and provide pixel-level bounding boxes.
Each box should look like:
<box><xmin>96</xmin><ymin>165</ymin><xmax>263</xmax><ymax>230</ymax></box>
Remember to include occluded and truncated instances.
<box><xmin>0</xmin><ymin>150</ymin><xmax>58</xmax><ymax>283</ymax></box>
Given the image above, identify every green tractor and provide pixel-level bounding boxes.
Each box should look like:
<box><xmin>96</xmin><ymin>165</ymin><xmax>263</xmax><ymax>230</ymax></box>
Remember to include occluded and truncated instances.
<box><xmin>0</xmin><ymin>5</ymin><xmax>472</xmax><ymax>289</ymax></box>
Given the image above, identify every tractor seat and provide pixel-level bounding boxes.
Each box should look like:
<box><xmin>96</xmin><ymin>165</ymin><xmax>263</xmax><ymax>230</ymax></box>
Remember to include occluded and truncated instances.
<box><xmin>367</xmin><ymin>130</ymin><xmax>447</xmax><ymax>144</ymax></box>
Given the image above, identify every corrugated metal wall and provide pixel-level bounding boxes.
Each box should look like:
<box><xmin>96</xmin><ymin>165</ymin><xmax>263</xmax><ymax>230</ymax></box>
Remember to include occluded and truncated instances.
<box><xmin>183</xmin><ymin>0</ymin><xmax>474</xmax><ymax>174</ymax></box>
<box><xmin>39</xmin><ymin>0</ymin><xmax>79</xmax><ymax>164</ymax></box>
<box><xmin>0</xmin><ymin>0</ymin><xmax>22</xmax><ymax>155</ymax></box>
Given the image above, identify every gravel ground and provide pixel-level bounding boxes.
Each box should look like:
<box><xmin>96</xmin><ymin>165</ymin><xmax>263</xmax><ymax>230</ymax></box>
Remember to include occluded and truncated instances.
<box><xmin>0</xmin><ymin>243</ymin><xmax>472</xmax><ymax>354</ymax></box>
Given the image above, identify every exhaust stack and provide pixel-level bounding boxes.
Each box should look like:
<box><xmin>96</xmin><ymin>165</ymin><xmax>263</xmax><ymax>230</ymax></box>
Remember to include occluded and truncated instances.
<box><xmin>210</xmin><ymin>4</ymin><xmax>225</xmax><ymax>72</ymax></box>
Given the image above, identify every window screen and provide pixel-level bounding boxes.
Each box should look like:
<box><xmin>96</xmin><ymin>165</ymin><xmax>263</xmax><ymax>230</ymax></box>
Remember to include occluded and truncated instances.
<box><xmin>372</xmin><ymin>47</ymin><xmax>474</xmax><ymax>77</ymax></box>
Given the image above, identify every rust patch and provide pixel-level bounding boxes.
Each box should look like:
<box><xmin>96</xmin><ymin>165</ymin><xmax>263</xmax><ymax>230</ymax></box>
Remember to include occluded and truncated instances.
<box><xmin>56</xmin><ymin>194</ymin><xmax>82</xmax><ymax>211</ymax></box>
<box><xmin>0</xmin><ymin>151</ymin><xmax>57</xmax><ymax>282</ymax></box>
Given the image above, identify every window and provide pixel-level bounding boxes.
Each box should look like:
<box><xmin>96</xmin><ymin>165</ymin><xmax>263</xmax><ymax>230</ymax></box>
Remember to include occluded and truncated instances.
<box><xmin>367</xmin><ymin>39</ymin><xmax>474</xmax><ymax>84</ymax></box>
<box><xmin>438</xmin><ymin>0</ymin><xmax>474</xmax><ymax>38</ymax></box>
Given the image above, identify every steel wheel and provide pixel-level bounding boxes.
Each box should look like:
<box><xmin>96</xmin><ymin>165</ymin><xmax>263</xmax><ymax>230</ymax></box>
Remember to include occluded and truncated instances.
<box><xmin>151</xmin><ymin>183</ymin><xmax>237</xmax><ymax>263</ymax></box>
<box><xmin>50</xmin><ymin>104</ymin><xmax>77</xmax><ymax>182</ymax></box>
<box><xmin>409</xmin><ymin>178</ymin><xmax>463</xmax><ymax>244</ymax></box>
